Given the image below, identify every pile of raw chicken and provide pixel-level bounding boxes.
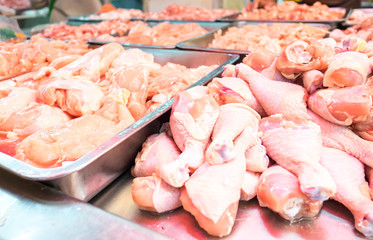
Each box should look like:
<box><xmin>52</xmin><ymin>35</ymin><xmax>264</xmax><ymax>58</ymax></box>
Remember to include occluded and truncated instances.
<box><xmin>95</xmin><ymin>22</ymin><xmax>208</xmax><ymax>47</ymax></box>
<box><xmin>39</xmin><ymin>20</ymin><xmax>209</xmax><ymax>46</ymax></box>
<box><xmin>142</xmin><ymin>4</ymin><xmax>237</xmax><ymax>21</ymax></box>
<box><xmin>87</xmin><ymin>8</ymin><xmax>144</xmax><ymax>21</ymax></box>
<box><xmin>131</xmin><ymin>17</ymin><xmax>373</xmax><ymax>238</ymax></box>
<box><xmin>0</xmin><ymin>41</ymin><xmax>217</xmax><ymax>168</ymax></box>
<box><xmin>209</xmin><ymin>23</ymin><xmax>328</xmax><ymax>54</ymax></box>
<box><xmin>239</xmin><ymin>1</ymin><xmax>345</xmax><ymax>20</ymax></box>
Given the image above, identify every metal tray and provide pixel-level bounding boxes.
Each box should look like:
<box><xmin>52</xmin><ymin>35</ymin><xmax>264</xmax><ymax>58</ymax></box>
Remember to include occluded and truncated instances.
<box><xmin>88</xmin><ymin>21</ymin><xmax>230</xmax><ymax>49</ymax></box>
<box><xmin>0</xmin><ymin>48</ymin><xmax>239</xmax><ymax>201</ymax></box>
<box><xmin>177</xmin><ymin>21</ymin><xmax>331</xmax><ymax>55</ymax></box>
<box><xmin>91</xmin><ymin>170</ymin><xmax>367</xmax><ymax>240</ymax></box>
<box><xmin>217</xmin><ymin>8</ymin><xmax>351</xmax><ymax>29</ymax></box>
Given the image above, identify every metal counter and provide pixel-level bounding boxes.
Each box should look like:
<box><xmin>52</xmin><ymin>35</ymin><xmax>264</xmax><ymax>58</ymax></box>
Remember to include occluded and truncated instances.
<box><xmin>91</xmin><ymin>170</ymin><xmax>367</xmax><ymax>240</ymax></box>
<box><xmin>0</xmin><ymin>168</ymin><xmax>169</xmax><ymax>240</ymax></box>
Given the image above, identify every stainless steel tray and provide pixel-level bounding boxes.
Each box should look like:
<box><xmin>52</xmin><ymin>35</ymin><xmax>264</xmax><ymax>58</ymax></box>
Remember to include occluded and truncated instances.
<box><xmin>88</xmin><ymin>21</ymin><xmax>230</xmax><ymax>49</ymax></box>
<box><xmin>217</xmin><ymin>8</ymin><xmax>351</xmax><ymax>29</ymax></box>
<box><xmin>177</xmin><ymin>21</ymin><xmax>331</xmax><ymax>55</ymax></box>
<box><xmin>0</xmin><ymin>168</ymin><xmax>169</xmax><ymax>240</ymax></box>
<box><xmin>91</xmin><ymin>170</ymin><xmax>367</xmax><ymax>240</ymax></box>
<box><xmin>0</xmin><ymin>48</ymin><xmax>239</xmax><ymax>201</ymax></box>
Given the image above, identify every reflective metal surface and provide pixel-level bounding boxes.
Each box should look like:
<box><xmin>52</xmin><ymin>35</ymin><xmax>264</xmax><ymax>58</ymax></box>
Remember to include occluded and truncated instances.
<box><xmin>0</xmin><ymin>48</ymin><xmax>239</xmax><ymax>201</ymax></box>
<box><xmin>177</xmin><ymin>22</ymin><xmax>331</xmax><ymax>55</ymax></box>
<box><xmin>91</xmin><ymin>170</ymin><xmax>367</xmax><ymax>240</ymax></box>
<box><xmin>88</xmin><ymin>21</ymin><xmax>231</xmax><ymax>49</ymax></box>
<box><xmin>0</xmin><ymin>168</ymin><xmax>169</xmax><ymax>240</ymax></box>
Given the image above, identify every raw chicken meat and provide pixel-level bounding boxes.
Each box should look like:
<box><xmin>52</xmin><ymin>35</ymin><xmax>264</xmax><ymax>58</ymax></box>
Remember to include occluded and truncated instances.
<box><xmin>0</xmin><ymin>87</ymin><xmax>36</xmax><ymax>123</ymax></box>
<box><xmin>353</xmin><ymin>108</ymin><xmax>373</xmax><ymax>141</ymax></box>
<box><xmin>207</xmin><ymin>77</ymin><xmax>265</xmax><ymax>116</ymax></box>
<box><xmin>160</xmin><ymin>86</ymin><xmax>219</xmax><ymax>187</ymax></box>
<box><xmin>132</xmin><ymin>174</ymin><xmax>181</xmax><ymax>213</ymax></box>
<box><xmin>259</xmin><ymin>114</ymin><xmax>336</xmax><ymax>201</ymax></box>
<box><xmin>236</xmin><ymin>63</ymin><xmax>309</xmax><ymax>121</ymax></box>
<box><xmin>131</xmin><ymin>133</ymin><xmax>181</xmax><ymax>177</ymax></box>
<box><xmin>302</xmin><ymin>70</ymin><xmax>324</xmax><ymax>94</ymax></box>
<box><xmin>242</xmin><ymin>49</ymin><xmax>277</xmax><ymax>72</ymax></box>
<box><xmin>275</xmin><ymin>38</ymin><xmax>334</xmax><ymax>79</ymax></box>
<box><xmin>257</xmin><ymin>165</ymin><xmax>323</xmax><ymax>221</ymax></box>
<box><xmin>241</xmin><ymin>170</ymin><xmax>260</xmax><ymax>201</ymax></box>
<box><xmin>320</xmin><ymin>147</ymin><xmax>373</xmax><ymax>237</ymax></box>
<box><xmin>307</xmin><ymin>85</ymin><xmax>372</xmax><ymax>126</ymax></box>
<box><xmin>180</xmin><ymin>153</ymin><xmax>245</xmax><ymax>237</ymax></box>
<box><xmin>14</xmin><ymin>114</ymin><xmax>132</xmax><ymax>168</ymax></box>
<box><xmin>309</xmin><ymin>110</ymin><xmax>373</xmax><ymax>168</ymax></box>
<box><xmin>205</xmin><ymin>103</ymin><xmax>260</xmax><ymax>164</ymax></box>
<box><xmin>323</xmin><ymin>51</ymin><xmax>371</xmax><ymax>88</ymax></box>
<box><xmin>109</xmin><ymin>65</ymin><xmax>149</xmax><ymax>120</ymax></box>
<box><xmin>0</xmin><ymin>103</ymin><xmax>71</xmax><ymax>138</ymax></box>
<box><xmin>244</xmin><ymin>137</ymin><xmax>269</xmax><ymax>172</ymax></box>
<box><xmin>37</xmin><ymin>79</ymin><xmax>105</xmax><ymax>117</ymax></box>
<box><xmin>366</xmin><ymin>166</ymin><xmax>373</xmax><ymax>200</ymax></box>
<box><xmin>111</xmin><ymin>48</ymin><xmax>155</xmax><ymax>69</ymax></box>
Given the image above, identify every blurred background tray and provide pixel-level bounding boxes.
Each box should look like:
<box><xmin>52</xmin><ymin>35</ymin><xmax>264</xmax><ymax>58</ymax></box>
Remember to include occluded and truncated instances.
<box><xmin>88</xmin><ymin>21</ymin><xmax>230</xmax><ymax>49</ymax></box>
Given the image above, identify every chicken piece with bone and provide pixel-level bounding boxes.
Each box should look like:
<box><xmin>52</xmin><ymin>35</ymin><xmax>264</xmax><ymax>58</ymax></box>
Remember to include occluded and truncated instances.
<box><xmin>320</xmin><ymin>147</ymin><xmax>373</xmax><ymax>237</ymax></box>
<box><xmin>308</xmin><ymin>84</ymin><xmax>372</xmax><ymax>126</ymax></box>
<box><xmin>236</xmin><ymin>63</ymin><xmax>309</xmax><ymax>121</ymax></box>
<box><xmin>257</xmin><ymin>165</ymin><xmax>323</xmax><ymax>222</ymax></box>
<box><xmin>207</xmin><ymin>77</ymin><xmax>265</xmax><ymax>116</ymax></box>
<box><xmin>259</xmin><ymin>114</ymin><xmax>336</xmax><ymax>201</ymax></box>
<box><xmin>205</xmin><ymin>103</ymin><xmax>261</xmax><ymax>165</ymax></box>
<box><xmin>160</xmin><ymin>86</ymin><xmax>219</xmax><ymax>187</ymax></box>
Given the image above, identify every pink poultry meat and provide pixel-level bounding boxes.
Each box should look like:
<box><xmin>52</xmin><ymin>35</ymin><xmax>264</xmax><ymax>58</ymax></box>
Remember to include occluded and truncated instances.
<box><xmin>0</xmin><ymin>103</ymin><xmax>71</xmax><ymax>139</ymax></box>
<box><xmin>132</xmin><ymin>174</ymin><xmax>181</xmax><ymax>213</ymax></box>
<box><xmin>180</xmin><ymin>151</ymin><xmax>246</xmax><ymax>237</ymax></box>
<box><xmin>308</xmin><ymin>110</ymin><xmax>373</xmax><ymax>168</ymax></box>
<box><xmin>302</xmin><ymin>69</ymin><xmax>324</xmax><ymax>94</ymax></box>
<box><xmin>109</xmin><ymin>65</ymin><xmax>149</xmax><ymax>120</ymax></box>
<box><xmin>242</xmin><ymin>48</ymin><xmax>277</xmax><ymax>72</ymax></box>
<box><xmin>308</xmin><ymin>85</ymin><xmax>372</xmax><ymax>126</ymax></box>
<box><xmin>236</xmin><ymin>63</ymin><xmax>309</xmax><ymax>121</ymax></box>
<box><xmin>0</xmin><ymin>87</ymin><xmax>36</xmax><ymax>123</ymax></box>
<box><xmin>257</xmin><ymin>165</ymin><xmax>323</xmax><ymax>222</ymax></box>
<box><xmin>366</xmin><ymin>166</ymin><xmax>373</xmax><ymax>200</ymax></box>
<box><xmin>53</xmin><ymin>42</ymin><xmax>124</xmax><ymax>82</ymax></box>
<box><xmin>320</xmin><ymin>147</ymin><xmax>373</xmax><ymax>237</ymax></box>
<box><xmin>241</xmin><ymin>170</ymin><xmax>260</xmax><ymax>201</ymax></box>
<box><xmin>353</xmin><ymin>108</ymin><xmax>373</xmax><ymax>141</ymax></box>
<box><xmin>160</xmin><ymin>86</ymin><xmax>219</xmax><ymax>187</ymax></box>
<box><xmin>207</xmin><ymin>77</ymin><xmax>265</xmax><ymax>116</ymax></box>
<box><xmin>37</xmin><ymin>79</ymin><xmax>105</xmax><ymax>117</ymax></box>
<box><xmin>14</xmin><ymin>113</ymin><xmax>132</xmax><ymax>168</ymax></box>
<box><xmin>275</xmin><ymin>38</ymin><xmax>334</xmax><ymax>79</ymax></box>
<box><xmin>323</xmin><ymin>51</ymin><xmax>371</xmax><ymax>88</ymax></box>
<box><xmin>205</xmin><ymin>103</ymin><xmax>261</xmax><ymax>165</ymax></box>
<box><xmin>131</xmin><ymin>132</ymin><xmax>181</xmax><ymax>178</ymax></box>
<box><xmin>259</xmin><ymin>114</ymin><xmax>336</xmax><ymax>201</ymax></box>
<box><xmin>244</xmin><ymin>137</ymin><xmax>269</xmax><ymax>172</ymax></box>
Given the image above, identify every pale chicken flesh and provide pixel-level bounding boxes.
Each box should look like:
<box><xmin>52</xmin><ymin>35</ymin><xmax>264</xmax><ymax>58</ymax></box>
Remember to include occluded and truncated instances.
<box><xmin>259</xmin><ymin>114</ymin><xmax>336</xmax><ymax>201</ymax></box>
<box><xmin>320</xmin><ymin>147</ymin><xmax>373</xmax><ymax>237</ymax></box>
<box><xmin>257</xmin><ymin>165</ymin><xmax>323</xmax><ymax>221</ymax></box>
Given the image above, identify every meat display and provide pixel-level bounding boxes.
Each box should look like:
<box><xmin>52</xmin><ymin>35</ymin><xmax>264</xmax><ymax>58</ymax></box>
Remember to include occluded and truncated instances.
<box><xmin>87</xmin><ymin>8</ymin><xmax>144</xmax><ymax>20</ymax></box>
<box><xmin>239</xmin><ymin>1</ymin><xmax>345</xmax><ymax>20</ymax></box>
<box><xmin>142</xmin><ymin>4</ymin><xmax>237</xmax><ymax>21</ymax></box>
<box><xmin>209</xmin><ymin>23</ymin><xmax>328</xmax><ymax>54</ymax></box>
<box><xmin>0</xmin><ymin>0</ymin><xmax>30</xmax><ymax>9</ymax></box>
<box><xmin>0</xmin><ymin>42</ymin><xmax>217</xmax><ymax>168</ymax></box>
<box><xmin>39</xmin><ymin>20</ymin><xmax>147</xmax><ymax>42</ymax></box>
<box><xmin>0</xmin><ymin>35</ymin><xmax>89</xmax><ymax>80</ymax></box>
<box><xmin>131</xmin><ymin>33</ymin><xmax>373</xmax><ymax>237</ymax></box>
<box><xmin>96</xmin><ymin>22</ymin><xmax>208</xmax><ymax>47</ymax></box>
